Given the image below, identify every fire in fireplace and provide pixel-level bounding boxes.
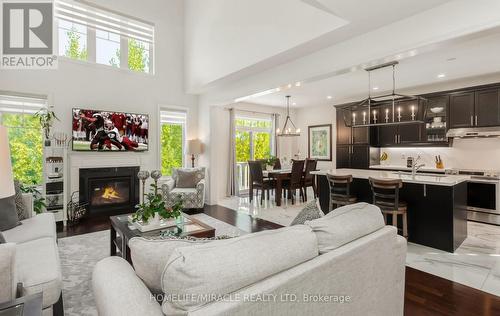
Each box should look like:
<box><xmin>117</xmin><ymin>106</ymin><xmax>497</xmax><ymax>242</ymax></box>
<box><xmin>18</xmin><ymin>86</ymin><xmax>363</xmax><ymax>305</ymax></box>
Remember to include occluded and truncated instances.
<box><xmin>80</xmin><ymin>166</ymin><xmax>139</xmax><ymax>217</ymax></box>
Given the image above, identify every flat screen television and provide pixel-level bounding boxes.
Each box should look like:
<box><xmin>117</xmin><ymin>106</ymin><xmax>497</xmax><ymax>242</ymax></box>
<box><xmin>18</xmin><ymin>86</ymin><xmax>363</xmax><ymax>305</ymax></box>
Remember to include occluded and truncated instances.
<box><xmin>72</xmin><ymin>108</ymin><xmax>149</xmax><ymax>152</ymax></box>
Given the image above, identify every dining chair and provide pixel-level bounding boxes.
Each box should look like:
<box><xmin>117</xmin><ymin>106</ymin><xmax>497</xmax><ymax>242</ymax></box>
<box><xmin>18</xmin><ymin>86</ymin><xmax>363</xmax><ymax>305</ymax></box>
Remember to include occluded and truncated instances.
<box><xmin>282</xmin><ymin>160</ymin><xmax>305</xmax><ymax>205</ymax></box>
<box><xmin>326</xmin><ymin>174</ymin><xmax>357</xmax><ymax>211</ymax></box>
<box><xmin>302</xmin><ymin>159</ymin><xmax>318</xmax><ymax>201</ymax></box>
<box><xmin>368</xmin><ymin>177</ymin><xmax>408</xmax><ymax>238</ymax></box>
<box><xmin>273</xmin><ymin>158</ymin><xmax>282</xmax><ymax>170</ymax></box>
<box><xmin>248</xmin><ymin>161</ymin><xmax>275</xmax><ymax>205</ymax></box>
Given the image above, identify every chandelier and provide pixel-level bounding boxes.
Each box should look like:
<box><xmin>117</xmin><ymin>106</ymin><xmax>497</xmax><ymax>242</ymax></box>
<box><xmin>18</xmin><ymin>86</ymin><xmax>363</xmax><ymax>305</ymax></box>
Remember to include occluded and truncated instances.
<box><xmin>276</xmin><ymin>96</ymin><xmax>300</xmax><ymax>137</ymax></box>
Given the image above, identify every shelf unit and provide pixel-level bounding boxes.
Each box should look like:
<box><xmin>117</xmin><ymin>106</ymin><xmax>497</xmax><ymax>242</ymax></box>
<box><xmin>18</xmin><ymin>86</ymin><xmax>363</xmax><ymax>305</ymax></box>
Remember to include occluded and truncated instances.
<box><xmin>43</xmin><ymin>144</ymin><xmax>68</xmax><ymax>226</ymax></box>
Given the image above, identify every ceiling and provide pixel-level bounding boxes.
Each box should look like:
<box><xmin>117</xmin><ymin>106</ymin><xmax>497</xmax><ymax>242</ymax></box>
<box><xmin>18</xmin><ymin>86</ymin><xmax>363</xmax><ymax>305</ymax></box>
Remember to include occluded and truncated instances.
<box><xmin>185</xmin><ymin>0</ymin><xmax>451</xmax><ymax>93</ymax></box>
<box><xmin>245</xmin><ymin>28</ymin><xmax>500</xmax><ymax>108</ymax></box>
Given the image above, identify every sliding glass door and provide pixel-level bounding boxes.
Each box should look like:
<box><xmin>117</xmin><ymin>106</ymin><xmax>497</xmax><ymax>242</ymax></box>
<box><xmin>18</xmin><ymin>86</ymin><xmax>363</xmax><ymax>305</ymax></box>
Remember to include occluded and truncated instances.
<box><xmin>234</xmin><ymin>116</ymin><xmax>274</xmax><ymax>194</ymax></box>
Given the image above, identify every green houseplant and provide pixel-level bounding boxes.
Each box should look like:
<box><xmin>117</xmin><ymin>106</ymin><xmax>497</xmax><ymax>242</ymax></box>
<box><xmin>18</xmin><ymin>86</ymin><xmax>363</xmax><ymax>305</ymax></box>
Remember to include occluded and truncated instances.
<box><xmin>264</xmin><ymin>155</ymin><xmax>278</xmax><ymax>171</ymax></box>
<box><xmin>35</xmin><ymin>107</ymin><xmax>59</xmax><ymax>146</ymax></box>
<box><xmin>132</xmin><ymin>183</ymin><xmax>183</xmax><ymax>224</ymax></box>
<box><xmin>19</xmin><ymin>182</ymin><xmax>46</xmax><ymax>214</ymax></box>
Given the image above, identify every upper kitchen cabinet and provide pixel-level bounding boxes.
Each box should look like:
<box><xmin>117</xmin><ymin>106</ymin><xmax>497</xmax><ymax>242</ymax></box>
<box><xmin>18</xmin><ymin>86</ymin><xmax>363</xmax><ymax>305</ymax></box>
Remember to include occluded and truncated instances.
<box><xmin>423</xmin><ymin>95</ymin><xmax>449</xmax><ymax>143</ymax></box>
<box><xmin>449</xmin><ymin>91</ymin><xmax>475</xmax><ymax>128</ymax></box>
<box><xmin>336</xmin><ymin>107</ymin><xmax>351</xmax><ymax>145</ymax></box>
<box><xmin>475</xmin><ymin>88</ymin><xmax>500</xmax><ymax>127</ymax></box>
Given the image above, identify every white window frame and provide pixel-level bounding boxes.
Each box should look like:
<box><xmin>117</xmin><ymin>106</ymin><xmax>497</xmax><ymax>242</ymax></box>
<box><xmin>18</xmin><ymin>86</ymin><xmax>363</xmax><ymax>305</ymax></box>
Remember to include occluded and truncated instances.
<box><xmin>235</xmin><ymin>115</ymin><xmax>275</xmax><ymax>161</ymax></box>
<box><xmin>55</xmin><ymin>0</ymin><xmax>155</xmax><ymax>75</ymax></box>
<box><xmin>158</xmin><ymin>106</ymin><xmax>188</xmax><ymax>177</ymax></box>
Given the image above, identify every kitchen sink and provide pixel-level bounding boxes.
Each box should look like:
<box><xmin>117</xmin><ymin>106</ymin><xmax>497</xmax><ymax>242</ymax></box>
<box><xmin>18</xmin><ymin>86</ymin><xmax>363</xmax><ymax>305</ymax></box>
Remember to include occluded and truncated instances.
<box><xmin>390</xmin><ymin>171</ymin><xmax>448</xmax><ymax>178</ymax></box>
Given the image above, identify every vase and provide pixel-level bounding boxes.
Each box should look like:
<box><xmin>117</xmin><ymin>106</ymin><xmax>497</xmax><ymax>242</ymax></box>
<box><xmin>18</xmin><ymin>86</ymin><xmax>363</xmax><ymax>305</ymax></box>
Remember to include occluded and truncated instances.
<box><xmin>175</xmin><ymin>214</ymin><xmax>184</xmax><ymax>227</ymax></box>
<box><xmin>148</xmin><ymin>213</ymin><xmax>161</xmax><ymax>226</ymax></box>
<box><xmin>266</xmin><ymin>165</ymin><xmax>273</xmax><ymax>171</ymax></box>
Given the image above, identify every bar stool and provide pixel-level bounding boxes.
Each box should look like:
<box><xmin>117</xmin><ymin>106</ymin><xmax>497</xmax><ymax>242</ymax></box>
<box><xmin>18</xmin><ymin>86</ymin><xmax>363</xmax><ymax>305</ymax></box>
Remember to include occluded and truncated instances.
<box><xmin>326</xmin><ymin>174</ymin><xmax>357</xmax><ymax>212</ymax></box>
<box><xmin>368</xmin><ymin>177</ymin><xmax>408</xmax><ymax>238</ymax></box>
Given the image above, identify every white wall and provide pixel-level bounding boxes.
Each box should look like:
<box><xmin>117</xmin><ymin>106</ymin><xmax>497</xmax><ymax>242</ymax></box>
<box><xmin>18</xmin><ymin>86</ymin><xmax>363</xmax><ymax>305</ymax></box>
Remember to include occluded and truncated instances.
<box><xmin>294</xmin><ymin>104</ymin><xmax>337</xmax><ymax>170</ymax></box>
<box><xmin>0</xmin><ymin>0</ymin><xmax>198</xmax><ymax>180</ymax></box>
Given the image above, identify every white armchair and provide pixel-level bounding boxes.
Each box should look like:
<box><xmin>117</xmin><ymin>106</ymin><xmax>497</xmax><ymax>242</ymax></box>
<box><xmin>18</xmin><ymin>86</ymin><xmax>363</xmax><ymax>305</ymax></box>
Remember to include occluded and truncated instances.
<box><xmin>162</xmin><ymin>167</ymin><xmax>206</xmax><ymax>209</ymax></box>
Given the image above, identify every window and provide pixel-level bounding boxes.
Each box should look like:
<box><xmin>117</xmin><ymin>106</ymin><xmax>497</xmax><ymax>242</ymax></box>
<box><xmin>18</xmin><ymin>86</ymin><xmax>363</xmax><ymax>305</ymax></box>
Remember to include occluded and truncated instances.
<box><xmin>58</xmin><ymin>19</ymin><xmax>87</xmax><ymax>60</ymax></box>
<box><xmin>97</xmin><ymin>30</ymin><xmax>121</xmax><ymax>67</ymax></box>
<box><xmin>55</xmin><ymin>0</ymin><xmax>155</xmax><ymax>73</ymax></box>
<box><xmin>160</xmin><ymin>110</ymin><xmax>187</xmax><ymax>176</ymax></box>
<box><xmin>0</xmin><ymin>94</ymin><xmax>47</xmax><ymax>185</ymax></box>
<box><xmin>234</xmin><ymin>115</ymin><xmax>275</xmax><ymax>193</ymax></box>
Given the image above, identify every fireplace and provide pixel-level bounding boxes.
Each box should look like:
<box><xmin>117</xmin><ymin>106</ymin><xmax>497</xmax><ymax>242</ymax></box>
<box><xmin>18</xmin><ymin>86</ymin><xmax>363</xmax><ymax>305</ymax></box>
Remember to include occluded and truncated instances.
<box><xmin>79</xmin><ymin>166</ymin><xmax>139</xmax><ymax>216</ymax></box>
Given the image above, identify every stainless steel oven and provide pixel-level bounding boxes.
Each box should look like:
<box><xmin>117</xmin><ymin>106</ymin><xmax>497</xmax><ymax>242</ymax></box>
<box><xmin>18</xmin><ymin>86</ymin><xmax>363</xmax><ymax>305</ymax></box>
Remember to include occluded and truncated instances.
<box><xmin>446</xmin><ymin>169</ymin><xmax>500</xmax><ymax>225</ymax></box>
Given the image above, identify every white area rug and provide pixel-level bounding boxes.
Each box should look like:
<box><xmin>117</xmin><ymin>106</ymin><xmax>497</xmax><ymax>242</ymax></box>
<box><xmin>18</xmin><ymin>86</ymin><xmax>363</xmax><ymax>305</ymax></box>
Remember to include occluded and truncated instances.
<box><xmin>58</xmin><ymin>213</ymin><xmax>246</xmax><ymax>315</ymax></box>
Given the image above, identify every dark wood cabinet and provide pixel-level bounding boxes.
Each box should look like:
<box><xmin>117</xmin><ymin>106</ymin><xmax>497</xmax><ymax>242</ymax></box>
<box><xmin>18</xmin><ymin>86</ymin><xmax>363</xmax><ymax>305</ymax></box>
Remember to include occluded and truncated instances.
<box><xmin>422</xmin><ymin>95</ymin><xmax>449</xmax><ymax>143</ymax></box>
<box><xmin>475</xmin><ymin>89</ymin><xmax>500</xmax><ymax>127</ymax></box>
<box><xmin>398</xmin><ymin>124</ymin><xmax>423</xmax><ymax>143</ymax></box>
<box><xmin>351</xmin><ymin>145</ymin><xmax>370</xmax><ymax>169</ymax></box>
<box><xmin>336</xmin><ymin>146</ymin><xmax>350</xmax><ymax>169</ymax></box>
<box><xmin>352</xmin><ymin>127</ymin><xmax>369</xmax><ymax>144</ymax></box>
<box><xmin>449</xmin><ymin>92</ymin><xmax>475</xmax><ymax>128</ymax></box>
<box><xmin>336</xmin><ymin>108</ymin><xmax>351</xmax><ymax>145</ymax></box>
<box><xmin>377</xmin><ymin>125</ymin><xmax>398</xmax><ymax>146</ymax></box>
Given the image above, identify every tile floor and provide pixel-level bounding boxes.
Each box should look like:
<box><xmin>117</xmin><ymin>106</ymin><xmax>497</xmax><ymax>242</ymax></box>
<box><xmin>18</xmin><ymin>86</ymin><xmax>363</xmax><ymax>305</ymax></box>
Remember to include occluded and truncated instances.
<box><xmin>218</xmin><ymin>194</ymin><xmax>500</xmax><ymax>297</ymax></box>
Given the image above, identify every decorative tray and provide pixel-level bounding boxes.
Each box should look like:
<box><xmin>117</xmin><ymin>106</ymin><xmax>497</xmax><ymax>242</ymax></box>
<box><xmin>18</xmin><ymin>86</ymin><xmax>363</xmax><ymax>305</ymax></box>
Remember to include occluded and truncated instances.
<box><xmin>127</xmin><ymin>215</ymin><xmax>192</xmax><ymax>232</ymax></box>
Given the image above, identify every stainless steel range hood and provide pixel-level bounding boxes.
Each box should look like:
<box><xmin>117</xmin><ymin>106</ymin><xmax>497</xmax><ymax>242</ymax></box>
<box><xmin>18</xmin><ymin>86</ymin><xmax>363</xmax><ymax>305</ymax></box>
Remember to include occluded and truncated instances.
<box><xmin>446</xmin><ymin>126</ymin><xmax>500</xmax><ymax>138</ymax></box>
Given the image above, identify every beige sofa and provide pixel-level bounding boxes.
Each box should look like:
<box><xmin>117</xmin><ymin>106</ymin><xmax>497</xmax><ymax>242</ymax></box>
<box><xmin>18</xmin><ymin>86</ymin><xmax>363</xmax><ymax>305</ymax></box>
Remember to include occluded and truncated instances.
<box><xmin>0</xmin><ymin>194</ymin><xmax>62</xmax><ymax>316</ymax></box>
<box><xmin>92</xmin><ymin>203</ymin><xmax>407</xmax><ymax>316</ymax></box>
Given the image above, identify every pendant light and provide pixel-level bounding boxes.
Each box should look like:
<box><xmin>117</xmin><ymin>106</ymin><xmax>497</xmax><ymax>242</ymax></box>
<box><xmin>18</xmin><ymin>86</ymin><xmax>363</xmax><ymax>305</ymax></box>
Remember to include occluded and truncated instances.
<box><xmin>276</xmin><ymin>95</ymin><xmax>300</xmax><ymax>137</ymax></box>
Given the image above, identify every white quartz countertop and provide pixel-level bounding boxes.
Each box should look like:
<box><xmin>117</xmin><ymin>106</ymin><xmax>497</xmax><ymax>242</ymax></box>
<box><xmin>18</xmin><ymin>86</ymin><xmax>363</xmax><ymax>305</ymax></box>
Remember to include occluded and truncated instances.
<box><xmin>369</xmin><ymin>164</ymin><xmax>446</xmax><ymax>173</ymax></box>
<box><xmin>311</xmin><ymin>168</ymin><xmax>469</xmax><ymax>186</ymax></box>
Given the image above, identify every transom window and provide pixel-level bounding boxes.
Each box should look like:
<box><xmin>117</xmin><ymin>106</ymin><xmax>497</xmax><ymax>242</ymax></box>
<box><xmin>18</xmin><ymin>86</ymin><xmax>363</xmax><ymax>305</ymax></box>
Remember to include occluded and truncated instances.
<box><xmin>55</xmin><ymin>0</ymin><xmax>155</xmax><ymax>74</ymax></box>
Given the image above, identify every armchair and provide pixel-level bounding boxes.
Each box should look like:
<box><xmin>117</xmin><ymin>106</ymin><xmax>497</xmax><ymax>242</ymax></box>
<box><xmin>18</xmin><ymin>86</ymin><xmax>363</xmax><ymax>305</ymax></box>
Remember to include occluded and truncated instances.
<box><xmin>162</xmin><ymin>167</ymin><xmax>206</xmax><ymax>209</ymax></box>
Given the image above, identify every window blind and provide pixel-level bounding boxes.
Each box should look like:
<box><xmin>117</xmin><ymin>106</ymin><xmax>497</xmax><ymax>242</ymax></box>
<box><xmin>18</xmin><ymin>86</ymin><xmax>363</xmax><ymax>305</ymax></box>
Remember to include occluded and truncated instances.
<box><xmin>160</xmin><ymin>110</ymin><xmax>187</xmax><ymax>125</ymax></box>
<box><xmin>0</xmin><ymin>94</ymin><xmax>48</xmax><ymax>115</ymax></box>
<box><xmin>55</xmin><ymin>0</ymin><xmax>155</xmax><ymax>44</ymax></box>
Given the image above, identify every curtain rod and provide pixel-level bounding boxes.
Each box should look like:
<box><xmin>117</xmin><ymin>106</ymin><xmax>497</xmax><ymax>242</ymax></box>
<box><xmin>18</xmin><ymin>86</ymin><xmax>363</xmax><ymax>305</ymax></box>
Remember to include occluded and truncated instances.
<box><xmin>224</xmin><ymin>107</ymin><xmax>280</xmax><ymax>116</ymax></box>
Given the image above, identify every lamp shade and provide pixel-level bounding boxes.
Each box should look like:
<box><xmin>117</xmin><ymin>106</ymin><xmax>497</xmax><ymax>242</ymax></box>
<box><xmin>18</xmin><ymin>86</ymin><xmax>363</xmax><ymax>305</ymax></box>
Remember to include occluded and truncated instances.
<box><xmin>187</xmin><ymin>139</ymin><xmax>202</xmax><ymax>155</ymax></box>
<box><xmin>0</xmin><ymin>125</ymin><xmax>15</xmax><ymax>198</ymax></box>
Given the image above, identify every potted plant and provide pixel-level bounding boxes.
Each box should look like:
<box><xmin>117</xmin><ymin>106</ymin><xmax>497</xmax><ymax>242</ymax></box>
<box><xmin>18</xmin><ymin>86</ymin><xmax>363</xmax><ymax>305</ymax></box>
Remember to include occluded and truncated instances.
<box><xmin>35</xmin><ymin>107</ymin><xmax>59</xmax><ymax>146</ymax></box>
<box><xmin>19</xmin><ymin>182</ymin><xmax>46</xmax><ymax>214</ymax></box>
<box><xmin>264</xmin><ymin>155</ymin><xmax>277</xmax><ymax>171</ymax></box>
<box><xmin>132</xmin><ymin>183</ymin><xmax>183</xmax><ymax>226</ymax></box>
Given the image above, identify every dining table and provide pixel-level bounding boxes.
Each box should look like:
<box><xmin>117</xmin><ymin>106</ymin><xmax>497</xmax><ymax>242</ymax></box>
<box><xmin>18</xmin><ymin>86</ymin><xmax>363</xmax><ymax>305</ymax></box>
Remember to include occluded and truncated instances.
<box><xmin>260</xmin><ymin>168</ymin><xmax>293</xmax><ymax>207</ymax></box>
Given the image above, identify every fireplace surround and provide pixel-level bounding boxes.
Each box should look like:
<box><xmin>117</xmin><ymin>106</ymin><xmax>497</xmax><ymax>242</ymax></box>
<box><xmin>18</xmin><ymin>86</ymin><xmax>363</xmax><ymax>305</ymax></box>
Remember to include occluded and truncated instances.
<box><xmin>79</xmin><ymin>166</ymin><xmax>140</xmax><ymax>217</ymax></box>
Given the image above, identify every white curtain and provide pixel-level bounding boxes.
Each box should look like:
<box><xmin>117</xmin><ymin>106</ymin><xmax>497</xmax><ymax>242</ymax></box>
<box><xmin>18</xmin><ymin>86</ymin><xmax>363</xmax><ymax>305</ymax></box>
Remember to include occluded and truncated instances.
<box><xmin>272</xmin><ymin>113</ymin><xmax>279</xmax><ymax>156</ymax></box>
<box><xmin>227</xmin><ymin>108</ymin><xmax>238</xmax><ymax>196</ymax></box>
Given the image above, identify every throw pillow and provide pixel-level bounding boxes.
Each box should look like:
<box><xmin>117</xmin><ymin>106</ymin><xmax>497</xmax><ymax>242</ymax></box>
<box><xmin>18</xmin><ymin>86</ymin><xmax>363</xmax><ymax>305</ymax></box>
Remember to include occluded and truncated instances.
<box><xmin>0</xmin><ymin>232</ymin><xmax>5</xmax><ymax>243</ymax></box>
<box><xmin>14</xmin><ymin>180</ymin><xmax>29</xmax><ymax>220</ymax></box>
<box><xmin>128</xmin><ymin>235</ymin><xmax>233</xmax><ymax>293</ymax></box>
<box><xmin>176</xmin><ymin>169</ymin><xmax>200</xmax><ymax>188</ymax></box>
<box><xmin>290</xmin><ymin>199</ymin><xmax>324</xmax><ymax>225</ymax></box>
<box><xmin>0</xmin><ymin>196</ymin><xmax>20</xmax><ymax>231</ymax></box>
<box><xmin>306</xmin><ymin>202</ymin><xmax>385</xmax><ymax>253</ymax></box>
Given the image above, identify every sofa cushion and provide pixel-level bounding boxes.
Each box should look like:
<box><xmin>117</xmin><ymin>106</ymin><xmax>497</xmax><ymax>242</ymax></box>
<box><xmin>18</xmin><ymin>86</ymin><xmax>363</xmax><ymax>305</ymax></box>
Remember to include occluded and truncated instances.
<box><xmin>16</xmin><ymin>237</ymin><xmax>62</xmax><ymax>308</ymax></box>
<box><xmin>291</xmin><ymin>199</ymin><xmax>324</xmax><ymax>225</ymax></box>
<box><xmin>161</xmin><ymin>225</ymin><xmax>318</xmax><ymax>315</ymax></box>
<box><xmin>129</xmin><ymin>235</ymin><xmax>233</xmax><ymax>293</ymax></box>
<box><xmin>175</xmin><ymin>169</ymin><xmax>200</xmax><ymax>188</ymax></box>
<box><xmin>0</xmin><ymin>243</ymin><xmax>17</xmax><ymax>304</ymax></box>
<box><xmin>14</xmin><ymin>180</ymin><xmax>29</xmax><ymax>220</ymax></box>
<box><xmin>306</xmin><ymin>202</ymin><xmax>385</xmax><ymax>254</ymax></box>
<box><xmin>3</xmin><ymin>213</ymin><xmax>56</xmax><ymax>244</ymax></box>
<box><xmin>0</xmin><ymin>195</ymin><xmax>19</xmax><ymax>231</ymax></box>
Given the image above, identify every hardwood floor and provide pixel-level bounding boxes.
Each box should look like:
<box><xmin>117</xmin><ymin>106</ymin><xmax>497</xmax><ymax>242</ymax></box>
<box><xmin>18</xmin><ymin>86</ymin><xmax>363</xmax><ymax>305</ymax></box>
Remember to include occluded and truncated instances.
<box><xmin>57</xmin><ymin>204</ymin><xmax>500</xmax><ymax>315</ymax></box>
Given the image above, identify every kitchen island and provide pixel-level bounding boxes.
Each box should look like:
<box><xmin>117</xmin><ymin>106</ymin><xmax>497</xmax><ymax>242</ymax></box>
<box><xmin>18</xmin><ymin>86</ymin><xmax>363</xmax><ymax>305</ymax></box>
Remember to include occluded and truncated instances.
<box><xmin>312</xmin><ymin>168</ymin><xmax>469</xmax><ymax>252</ymax></box>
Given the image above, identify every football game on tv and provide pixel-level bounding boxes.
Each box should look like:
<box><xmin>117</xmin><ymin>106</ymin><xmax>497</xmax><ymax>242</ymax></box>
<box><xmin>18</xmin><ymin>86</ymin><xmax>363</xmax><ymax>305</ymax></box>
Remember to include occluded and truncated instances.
<box><xmin>72</xmin><ymin>108</ymin><xmax>149</xmax><ymax>152</ymax></box>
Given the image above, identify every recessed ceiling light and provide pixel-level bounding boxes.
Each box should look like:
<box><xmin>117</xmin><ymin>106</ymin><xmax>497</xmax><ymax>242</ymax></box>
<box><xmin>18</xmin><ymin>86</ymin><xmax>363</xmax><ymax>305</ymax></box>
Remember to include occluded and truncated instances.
<box><xmin>292</xmin><ymin>102</ymin><xmax>297</xmax><ymax>106</ymax></box>
<box><xmin>373</xmin><ymin>87</ymin><xmax>379</xmax><ymax>91</ymax></box>
<box><xmin>295</xmin><ymin>82</ymin><xmax>301</xmax><ymax>87</ymax></box>
<box><xmin>327</xmin><ymin>96</ymin><xmax>333</xmax><ymax>99</ymax></box>
<box><xmin>437</xmin><ymin>73</ymin><xmax>446</xmax><ymax>78</ymax></box>
<box><xmin>276</xmin><ymin>87</ymin><xmax>281</xmax><ymax>92</ymax></box>
<box><xmin>287</xmin><ymin>83</ymin><xmax>292</xmax><ymax>88</ymax></box>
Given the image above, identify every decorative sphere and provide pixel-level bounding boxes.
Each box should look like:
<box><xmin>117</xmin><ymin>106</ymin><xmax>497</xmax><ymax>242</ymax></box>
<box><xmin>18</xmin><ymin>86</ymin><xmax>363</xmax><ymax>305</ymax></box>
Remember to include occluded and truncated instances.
<box><xmin>137</xmin><ymin>170</ymin><xmax>150</xmax><ymax>180</ymax></box>
<box><xmin>151</xmin><ymin>170</ymin><xmax>162</xmax><ymax>180</ymax></box>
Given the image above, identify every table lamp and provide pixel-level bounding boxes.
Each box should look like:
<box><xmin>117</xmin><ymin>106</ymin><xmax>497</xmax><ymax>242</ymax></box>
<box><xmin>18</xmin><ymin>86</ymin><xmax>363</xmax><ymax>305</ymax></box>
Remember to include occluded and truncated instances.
<box><xmin>0</xmin><ymin>125</ymin><xmax>15</xmax><ymax>199</ymax></box>
<box><xmin>187</xmin><ymin>139</ymin><xmax>202</xmax><ymax>168</ymax></box>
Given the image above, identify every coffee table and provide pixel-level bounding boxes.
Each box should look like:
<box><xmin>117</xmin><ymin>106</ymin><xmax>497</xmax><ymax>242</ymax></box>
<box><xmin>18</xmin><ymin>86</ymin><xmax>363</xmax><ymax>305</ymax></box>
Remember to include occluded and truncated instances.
<box><xmin>110</xmin><ymin>213</ymin><xmax>215</xmax><ymax>264</ymax></box>
<box><xmin>0</xmin><ymin>293</ymin><xmax>42</xmax><ymax>316</ymax></box>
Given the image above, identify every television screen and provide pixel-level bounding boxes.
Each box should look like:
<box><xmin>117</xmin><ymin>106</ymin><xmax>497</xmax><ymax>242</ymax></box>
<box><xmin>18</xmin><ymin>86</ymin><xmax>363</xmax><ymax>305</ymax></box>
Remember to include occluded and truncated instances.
<box><xmin>72</xmin><ymin>108</ymin><xmax>149</xmax><ymax>152</ymax></box>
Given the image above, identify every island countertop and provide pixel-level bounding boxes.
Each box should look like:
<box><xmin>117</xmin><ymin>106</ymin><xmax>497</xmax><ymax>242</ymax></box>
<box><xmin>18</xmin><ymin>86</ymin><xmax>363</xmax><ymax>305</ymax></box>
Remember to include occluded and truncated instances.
<box><xmin>311</xmin><ymin>168</ymin><xmax>469</xmax><ymax>186</ymax></box>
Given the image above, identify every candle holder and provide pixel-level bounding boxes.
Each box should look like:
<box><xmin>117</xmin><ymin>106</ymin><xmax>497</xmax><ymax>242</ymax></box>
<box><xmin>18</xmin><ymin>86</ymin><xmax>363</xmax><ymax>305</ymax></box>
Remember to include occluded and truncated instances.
<box><xmin>362</xmin><ymin>111</ymin><xmax>367</xmax><ymax>125</ymax></box>
<box><xmin>373</xmin><ymin>111</ymin><xmax>377</xmax><ymax>124</ymax></box>
<box><xmin>397</xmin><ymin>107</ymin><xmax>402</xmax><ymax>122</ymax></box>
<box><xmin>385</xmin><ymin>109</ymin><xmax>389</xmax><ymax>123</ymax></box>
<box><xmin>352</xmin><ymin>113</ymin><xmax>356</xmax><ymax>125</ymax></box>
<box><xmin>411</xmin><ymin>105</ymin><xmax>416</xmax><ymax>121</ymax></box>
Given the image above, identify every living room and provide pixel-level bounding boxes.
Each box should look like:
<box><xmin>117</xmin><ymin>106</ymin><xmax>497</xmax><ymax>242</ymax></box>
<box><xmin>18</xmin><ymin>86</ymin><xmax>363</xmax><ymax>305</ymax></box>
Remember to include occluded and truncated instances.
<box><xmin>2</xmin><ymin>0</ymin><xmax>500</xmax><ymax>315</ymax></box>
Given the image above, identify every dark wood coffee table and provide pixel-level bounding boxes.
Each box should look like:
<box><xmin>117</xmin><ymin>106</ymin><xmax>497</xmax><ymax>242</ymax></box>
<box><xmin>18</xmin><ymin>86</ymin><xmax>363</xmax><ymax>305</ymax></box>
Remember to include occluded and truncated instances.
<box><xmin>110</xmin><ymin>213</ymin><xmax>215</xmax><ymax>264</ymax></box>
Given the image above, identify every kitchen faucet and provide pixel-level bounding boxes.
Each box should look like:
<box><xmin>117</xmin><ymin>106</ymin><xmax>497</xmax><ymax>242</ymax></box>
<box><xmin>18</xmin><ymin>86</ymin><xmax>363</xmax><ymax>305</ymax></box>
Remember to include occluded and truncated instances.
<box><xmin>411</xmin><ymin>155</ymin><xmax>425</xmax><ymax>177</ymax></box>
